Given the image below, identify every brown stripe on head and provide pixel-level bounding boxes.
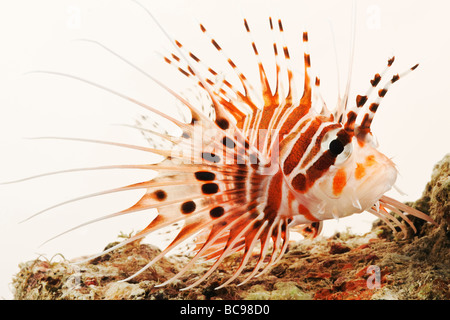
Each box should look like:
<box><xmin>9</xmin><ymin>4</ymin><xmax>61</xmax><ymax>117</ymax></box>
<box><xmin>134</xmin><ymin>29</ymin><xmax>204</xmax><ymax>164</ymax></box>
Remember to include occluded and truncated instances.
<box><xmin>344</xmin><ymin>110</ymin><xmax>358</xmax><ymax>132</ymax></box>
<box><xmin>282</xmin><ymin>118</ymin><xmax>322</xmax><ymax>175</ymax></box>
<box><xmin>300</xmin><ymin>123</ymin><xmax>341</xmax><ymax>169</ymax></box>
<box><xmin>336</xmin><ymin>129</ymin><xmax>352</xmax><ymax>144</ymax></box>
<box><xmin>292</xmin><ymin>173</ymin><xmax>307</xmax><ymax>193</ymax></box>
<box><xmin>279</xmin><ymin>105</ymin><xmax>311</xmax><ymax>138</ymax></box>
<box><xmin>305</xmin><ymin>151</ymin><xmax>338</xmax><ymax>184</ymax></box>
<box><xmin>292</xmin><ymin>150</ymin><xmax>338</xmax><ymax>194</ymax></box>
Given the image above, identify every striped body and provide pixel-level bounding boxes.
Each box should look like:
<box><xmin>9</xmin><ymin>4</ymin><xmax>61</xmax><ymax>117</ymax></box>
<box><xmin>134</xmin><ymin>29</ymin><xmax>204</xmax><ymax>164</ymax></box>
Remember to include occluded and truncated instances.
<box><xmin>8</xmin><ymin>5</ymin><xmax>436</xmax><ymax>290</ymax></box>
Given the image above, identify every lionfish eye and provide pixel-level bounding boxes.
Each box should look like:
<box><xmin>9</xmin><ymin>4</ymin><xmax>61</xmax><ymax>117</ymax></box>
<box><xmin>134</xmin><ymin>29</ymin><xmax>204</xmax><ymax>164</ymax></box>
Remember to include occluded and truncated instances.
<box><xmin>329</xmin><ymin>139</ymin><xmax>344</xmax><ymax>156</ymax></box>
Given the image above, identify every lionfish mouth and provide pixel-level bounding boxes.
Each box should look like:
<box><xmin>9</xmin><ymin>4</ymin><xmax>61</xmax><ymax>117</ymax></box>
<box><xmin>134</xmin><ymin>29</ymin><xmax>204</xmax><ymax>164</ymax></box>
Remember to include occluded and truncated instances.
<box><xmin>3</xmin><ymin>1</ymin><xmax>437</xmax><ymax>290</ymax></box>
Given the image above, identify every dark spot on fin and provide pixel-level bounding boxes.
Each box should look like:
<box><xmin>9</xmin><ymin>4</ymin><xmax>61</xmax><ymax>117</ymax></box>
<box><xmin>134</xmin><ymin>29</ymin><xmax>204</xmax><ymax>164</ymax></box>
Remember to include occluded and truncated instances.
<box><xmin>356</xmin><ymin>95</ymin><xmax>368</xmax><ymax>107</ymax></box>
<box><xmin>181</xmin><ymin>201</ymin><xmax>196</xmax><ymax>214</ymax></box>
<box><xmin>227</xmin><ymin>58</ymin><xmax>237</xmax><ymax>68</ymax></box>
<box><xmin>283</xmin><ymin>47</ymin><xmax>290</xmax><ymax>59</ymax></box>
<box><xmin>252</xmin><ymin>42</ymin><xmax>258</xmax><ymax>54</ymax></box>
<box><xmin>360</xmin><ymin>114</ymin><xmax>372</xmax><ymax>130</ymax></box>
<box><xmin>211</xmin><ymin>39</ymin><xmax>222</xmax><ymax>51</ymax></box>
<box><xmin>210</xmin><ymin>206</ymin><xmax>224</xmax><ymax>218</ymax></box>
<box><xmin>278</xmin><ymin>19</ymin><xmax>284</xmax><ymax>32</ymax></box>
<box><xmin>344</xmin><ymin>111</ymin><xmax>357</xmax><ymax>131</ymax></box>
<box><xmin>154</xmin><ymin>190</ymin><xmax>167</xmax><ymax>201</ymax></box>
<box><xmin>215</xmin><ymin>118</ymin><xmax>229</xmax><ymax>130</ymax></box>
<box><xmin>303</xmin><ymin>32</ymin><xmax>308</xmax><ymax>42</ymax></box>
<box><xmin>391</xmin><ymin>74</ymin><xmax>400</xmax><ymax>83</ymax></box>
<box><xmin>378</xmin><ymin>88</ymin><xmax>387</xmax><ymax>97</ymax></box>
<box><xmin>195</xmin><ymin>171</ymin><xmax>216</xmax><ymax>181</ymax></box>
<box><xmin>178</xmin><ymin>68</ymin><xmax>190</xmax><ymax>77</ymax></box>
<box><xmin>370</xmin><ymin>73</ymin><xmax>381</xmax><ymax>87</ymax></box>
<box><xmin>191</xmin><ymin>115</ymin><xmax>199</xmax><ymax>124</ymax></box>
<box><xmin>202</xmin><ymin>183</ymin><xmax>219</xmax><ymax>195</ymax></box>
<box><xmin>304</xmin><ymin>54</ymin><xmax>311</xmax><ymax>67</ymax></box>
<box><xmin>189</xmin><ymin>52</ymin><xmax>200</xmax><ymax>62</ymax></box>
<box><xmin>369</xmin><ymin>102</ymin><xmax>379</xmax><ymax>112</ymax></box>
<box><xmin>253</xmin><ymin>220</ymin><xmax>263</xmax><ymax>229</ymax></box>
<box><xmin>175</xmin><ymin>40</ymin><xmax>183</xmax><ymax>48</ymax></box>
<box><xmin>171</xmin><ymin>53</ymin><xmax>180</xmax><ymax>62</ymax></box>
<box><xmin>388</xmin><ymin>56</ymin><xmax>395</xmax><ymax>67</ymax></box>
<box><xmin>244</xmin><ymin>19</ymin><xmax>250</xmax><ymax>32</ymax></box>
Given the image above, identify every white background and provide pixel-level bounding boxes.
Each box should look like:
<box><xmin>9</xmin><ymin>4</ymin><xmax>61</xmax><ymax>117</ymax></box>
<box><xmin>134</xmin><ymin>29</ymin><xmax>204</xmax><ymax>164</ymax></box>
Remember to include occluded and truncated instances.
<box><xmin>0</xmin><ymin>0</ymin><xmax>449</xmax><ymax>299</ymax></box>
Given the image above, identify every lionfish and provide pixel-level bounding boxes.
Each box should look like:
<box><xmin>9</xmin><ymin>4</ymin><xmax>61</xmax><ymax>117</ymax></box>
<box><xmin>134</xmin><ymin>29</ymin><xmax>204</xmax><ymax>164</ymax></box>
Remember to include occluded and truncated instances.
<box><xmin>7</xmin><ymin>2</ymin><xmax>436</xmax><ymax>290</ymax></box>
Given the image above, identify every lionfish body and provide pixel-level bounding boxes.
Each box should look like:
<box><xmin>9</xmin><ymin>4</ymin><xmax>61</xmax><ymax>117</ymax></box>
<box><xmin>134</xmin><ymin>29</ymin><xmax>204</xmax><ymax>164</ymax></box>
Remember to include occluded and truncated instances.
<box><xmin>12</xmin><ymin>5</ymin><xmax>436</xmax><ymax>290</ymax></box>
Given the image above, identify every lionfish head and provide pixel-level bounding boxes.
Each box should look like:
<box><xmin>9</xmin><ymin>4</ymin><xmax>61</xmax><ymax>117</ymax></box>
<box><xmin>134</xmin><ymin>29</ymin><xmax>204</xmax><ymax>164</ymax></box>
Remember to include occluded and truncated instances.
<box><xmin>310</xmin><ymin>123</ymin><xmax>398</xmax><ymax>219</ymax></box>
<box><xmin>284</xmin><ymin>56</ymin><xmax>420</xmax><ymax>221</ymax></box>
